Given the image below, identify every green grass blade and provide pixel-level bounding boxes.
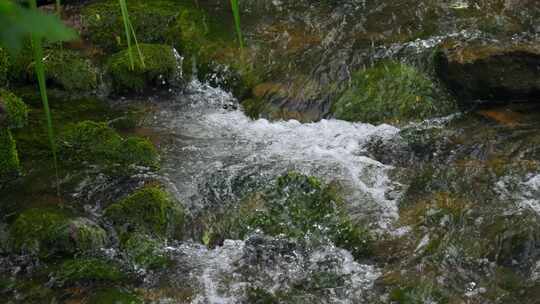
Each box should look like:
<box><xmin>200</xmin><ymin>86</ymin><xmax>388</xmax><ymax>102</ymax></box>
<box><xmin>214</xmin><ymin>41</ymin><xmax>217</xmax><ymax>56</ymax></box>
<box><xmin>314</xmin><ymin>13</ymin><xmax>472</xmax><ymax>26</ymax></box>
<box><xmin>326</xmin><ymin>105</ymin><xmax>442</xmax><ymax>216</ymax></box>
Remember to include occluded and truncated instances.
<box><xmin>128</xmin><ymin>18</ymin><xmax>145</xmax><ymax>68</ymax></box>
<box><xmin>29</xmin><ymin>0</ymin><xmax>60</xmax><ymax>195</ymax></box>
<box><xmin>230</xmin><ymin>0</ymin><xmax>244</xmax><ymax>49</ymax></box>
<box><xmin>118</xmin><ymin>0</ymin><xmax>134</xmax><ymax>70</ymax></box>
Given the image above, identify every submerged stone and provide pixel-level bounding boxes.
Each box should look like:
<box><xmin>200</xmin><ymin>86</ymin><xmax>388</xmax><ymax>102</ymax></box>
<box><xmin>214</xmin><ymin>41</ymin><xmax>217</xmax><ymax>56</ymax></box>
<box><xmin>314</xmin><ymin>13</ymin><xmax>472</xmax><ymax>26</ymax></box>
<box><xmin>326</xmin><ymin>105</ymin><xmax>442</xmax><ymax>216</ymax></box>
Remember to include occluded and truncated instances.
<box><xmin>332</xmin><ymin>60</ymin><xmax>455</xmax><ymax>124</ymax></box>
<box><xmin>203</xmin><ymin>172</ymin><xmax>373</xmax><ymax>259</ymax></box>
<box><xmin>122</xmin><ymin>233</ymin><xmax>172</xmax><ymax>270</ymax></box>
<box><xmin>104</xmin><ymin>186</ymin><xmax>184</xmax><ymax>239</ymax></box>
<box><xmin>107</xmin><ymin>44</ymin><xmax>178</xmax><ymax>93</ymax></box>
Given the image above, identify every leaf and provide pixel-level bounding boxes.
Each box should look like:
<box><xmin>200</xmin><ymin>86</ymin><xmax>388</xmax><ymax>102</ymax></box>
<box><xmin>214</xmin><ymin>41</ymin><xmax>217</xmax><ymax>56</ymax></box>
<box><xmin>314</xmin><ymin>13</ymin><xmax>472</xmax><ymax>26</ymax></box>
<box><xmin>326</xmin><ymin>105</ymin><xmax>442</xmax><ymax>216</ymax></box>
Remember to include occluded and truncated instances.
<box><xmin>0</xmin><ymin>1</ymin><xmax>77</xmax><ymax>55</ymax></box>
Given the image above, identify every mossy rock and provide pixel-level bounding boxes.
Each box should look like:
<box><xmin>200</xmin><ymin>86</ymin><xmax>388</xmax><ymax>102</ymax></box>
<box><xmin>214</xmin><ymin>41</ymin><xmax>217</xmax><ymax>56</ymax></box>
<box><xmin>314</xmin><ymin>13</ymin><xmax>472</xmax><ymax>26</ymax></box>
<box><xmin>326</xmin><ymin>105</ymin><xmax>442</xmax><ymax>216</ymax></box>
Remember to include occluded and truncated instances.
<box><xmin>0</xmin><ymin>129</ymin><xmax>20</xmax><ymax>183</ymax></box>
<box><xmin>107</xmin><ymin>44</ymin><xmax>177</xmax><ymax>93</ymax></box>
<box><xmin>60</xmin><ymin>120</ymin><xmax>159</xmax><ymax>170</ymax></box>
<box><xmin>88</xmin><ymin>287</ymin><xmax>143</xmax><ymax>304</ymax></box>
<box><xmin>55</xmin><ymin>258</ymin><xmax>126</xmax><ymax>286</ymax></box>
<box><xmin>9</xmin><ymin>208</ymin><xmax>107</xmax><ymax>257</ymax></box>
<box><xmin>203</xmin><ymin>172</ymin><xmax>373</xmax><ymax>259</ymax></box>
<box><xmin>104</xmin><ymin>186</ymin><xmax>184</xmax><ymax>239</ymax></box>
<box><xmin>41</xmin><ymin>49</ymin><xmax>98</xmax><ymax>92</ymax></box>
<box><xmin>81</xmin><ymin>0</ymin><xmax>182</xmax><ymax>52</ymax></box>
<box><xmin>122</xmin><ymin>233</ymin><xmax>172</xmax><ymax>270</ymax></box>
<box><xmin>0</xmin><ymin>89</ymin><xmax>28</xmax><ymax>129</ymax></box>
<box><xmin>332</xmin><ymin>60</ymin><xmax>455</xmax><ymax>124</ymax></box>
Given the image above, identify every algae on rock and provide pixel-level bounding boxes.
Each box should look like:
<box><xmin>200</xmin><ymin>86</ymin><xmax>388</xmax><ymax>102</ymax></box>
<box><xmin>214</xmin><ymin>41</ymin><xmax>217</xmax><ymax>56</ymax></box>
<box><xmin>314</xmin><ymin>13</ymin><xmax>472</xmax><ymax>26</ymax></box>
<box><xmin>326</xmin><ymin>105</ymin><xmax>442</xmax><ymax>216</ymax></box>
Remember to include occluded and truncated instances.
<box><xmin>333</xmin><ymin>60</ymin><xmax>455</xmax><ymax>124</ymax></box>
<box><xmin>0</xmin><ymin>90</ymin><xmax>28</xmax><ymax>183</ymax></box>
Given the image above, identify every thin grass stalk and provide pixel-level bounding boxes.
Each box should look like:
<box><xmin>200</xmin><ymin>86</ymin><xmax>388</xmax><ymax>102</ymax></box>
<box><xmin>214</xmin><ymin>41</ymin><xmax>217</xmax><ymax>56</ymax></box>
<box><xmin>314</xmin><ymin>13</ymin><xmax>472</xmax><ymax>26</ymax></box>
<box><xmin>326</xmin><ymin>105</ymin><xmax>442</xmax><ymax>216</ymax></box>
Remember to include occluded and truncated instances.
<box><xmin>128</xmin><ymin>18</ymin><xmax>145</xmax><ymax>67</ymax></box>
<box><xmin>55</xmin><ymin>0</ymin><xmax>61</xmax><ymax>15</ymax></box>
<box><xmin>29</xmin><ymin>0</ymin><xmax>60</xmax><ymax>195</ymax></box>
<box><xmin>230</xmin><ymin>0</ymin><xmax>243</xmax><ymax>49</ymax></box>
<box><xmin>118</xmin><ymin>0</ymin><xmax>144</xmax><ymax>70</ymax></box>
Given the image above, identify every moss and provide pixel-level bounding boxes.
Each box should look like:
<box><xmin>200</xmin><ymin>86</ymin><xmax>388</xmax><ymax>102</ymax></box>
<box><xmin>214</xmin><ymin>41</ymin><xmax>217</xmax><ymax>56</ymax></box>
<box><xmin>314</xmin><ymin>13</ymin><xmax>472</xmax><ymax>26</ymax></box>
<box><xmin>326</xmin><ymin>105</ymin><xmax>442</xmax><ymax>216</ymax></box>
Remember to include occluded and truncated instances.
<box><xmin>333</xmin><ymin>60</ymin><xmax>455</xmax><ymax>124</ymax></box>
<box><xmin>81</xmin><ymin>0</ymin><xmax>182</xmax><ymax>52</ymax></box>
<box><xmin>116</xmin><ymin>137</ymin><xmax>160</xmax><ymax>169</ymax></box>
<box><xmin>53</xmin><ymin>217</ymin><xmax>108</xmax><ymax>255</ymax></box>
<box><xmin>9</xmin><ymin>208</ymin><xmax>67</xmax><ymax>256</ymax></box>
<box><xmin>0</xmin><ymin>129</ymin><xmax>20</xmax><ymax>183</ymax></box>
<box><xmin>123</xmin><ymin>233</ymin><xmax>171</xmax><ymax>270</ymax></box>
<box><xmin>56</xmin><ymin>258</ymin><xmax>125</xmax><ymax>285</ymax></box>
<box><xmin>1</xmin><ymin>89</ymin><xmax>29</xmax><ymax>129</ymax></box>
<box><xmin>88</xmin><ymin>287</ymin><xmax>143</xmax><ymax>304</ymax></box>
<box><xmin>9</xmin><ymin>208</ymin><xmax>107</xmax><ymax>257</ymax></box>
<box><xmin>60</xmin><ymin>120</ymin><xmax>159</xmax><ymax>170</ymax></box>
<box><xmin>104</xmin><ymin>186</ymin><xmax>184</xmax><ymax>239</ymax></box>
<box><xmin>0</xmin><ymin>48</ymin><xmax>9</xmax><ymax>87</ymax></box>
<box><xmin>204</xmin><ymin>172</ymin><xmax>374</xmax><ymax>259</ymax></box>
<box><xmin>107</xmin><ymin>44</ymin><xmax>177</xmax><ymax>93</ymax></box>
<box><xmin>41</xmin><ymin>49</ymin><xmax>98</xmax><ymax>92</ymax></box>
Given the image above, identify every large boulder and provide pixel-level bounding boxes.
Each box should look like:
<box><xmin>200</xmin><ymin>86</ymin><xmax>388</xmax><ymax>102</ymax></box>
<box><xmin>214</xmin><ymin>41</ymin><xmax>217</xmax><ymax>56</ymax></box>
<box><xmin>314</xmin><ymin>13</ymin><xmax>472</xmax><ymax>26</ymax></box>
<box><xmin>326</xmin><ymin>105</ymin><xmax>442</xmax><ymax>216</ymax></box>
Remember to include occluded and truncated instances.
<box><xmin>435</xmin><ymin>38</ymin><xmax>540</xmax><ymax>103</ymax></box>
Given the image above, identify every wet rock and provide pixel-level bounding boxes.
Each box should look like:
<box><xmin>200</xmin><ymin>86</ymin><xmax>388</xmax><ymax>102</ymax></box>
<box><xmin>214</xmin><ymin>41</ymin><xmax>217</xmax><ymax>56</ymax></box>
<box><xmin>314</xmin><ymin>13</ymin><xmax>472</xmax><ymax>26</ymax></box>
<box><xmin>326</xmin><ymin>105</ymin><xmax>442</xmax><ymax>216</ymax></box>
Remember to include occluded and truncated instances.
<box><xmin>0</xmin><ymin>129</ymin><xmax>20</xmax><ymax>184</ymax></box>
<box><xmin>104</xmin><ymin>186</ymin><xmax>184</xmax><ymax>239</ymax></box>
<box><xmin>435</xmin><ymin>38</ymin><xmax>540</xmax><ymax>103</ymax></box>
<box><xmin>106</xmin><ymin>44</ymin><xmax>178</xmax><ymax>94</ymax></box>
<box><xmin>0</xmin><ymin>90</ymin><xmax>28</xmax><ymax>130</ymax></box>
<box><xmin>87</xmin><ymin>287</ymin><xmax>143</xmax><ymax>304</ymax></box>
<box><xmin>0</xmin><ymin>90</ymin><xmax>27</xmax><ymax>184</ymax></box>
<box><xmin>122</xmin><ymin>233</ymin><xmax>172</xmax><ymax>271</ymax></box>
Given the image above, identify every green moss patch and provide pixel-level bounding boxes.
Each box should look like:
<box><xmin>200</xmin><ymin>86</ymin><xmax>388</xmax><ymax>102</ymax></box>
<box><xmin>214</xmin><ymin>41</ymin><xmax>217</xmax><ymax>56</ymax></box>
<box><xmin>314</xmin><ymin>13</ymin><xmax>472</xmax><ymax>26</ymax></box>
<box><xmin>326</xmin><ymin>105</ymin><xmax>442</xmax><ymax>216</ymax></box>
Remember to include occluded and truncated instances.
<box><xmin>104</xmin><ymin>186</ymin><xmax>184</xmax><ymax>239</ymax></box>
<box><xmin>107</xmin><ymin>44</ymin><xmax>177</xmax><ymax>93</ymax></box>
<box><xmin>81</xmin><ymin>0</ymin><xmax>182</xmax><ymax>52</ymax></box>
<box><xmin>9</xmin><ymin>208</ymin><xmax>107</xmax><ymax>257</ymax></box>
<box><xmin>333</xmin><ymin>60</ymin><xmax>455</xmax><ymax>124</ymax></box>
<box><xmin>88</xmin><ymin>287</ymin><xmax>143</xmax><ymax>304</ymax></box>
<box><xmin>60</xmin><ymin>120</ymin><xmax>159</xmax><ymax>170</ymax></box>
<box><xmin>55</xmin><ymin>258</ymin><xmax>126</xmax><ymax>286</ymax></box>
<box><xmin>123</xmin><ymin>233</ymin><xmax>172</xmax><ymax>270</ymax></box>
<box><xmin>1</xmin><ymin>89</ymin><xmax>28</xmax><ymax>129</ymax></box>
<box><xmin>41</xmin><ymin>49</ymin><xmax>98</xmax><ymax>92</ymax></box>
<box><xmin>0</xmin><ymin>48</ymin><xmax>9</xmax><ymax>87</ymax></box>
<box><xmin>0</xmin><ymin>129</ymin><xmax>20</xmax><ymax>183</ymax></box>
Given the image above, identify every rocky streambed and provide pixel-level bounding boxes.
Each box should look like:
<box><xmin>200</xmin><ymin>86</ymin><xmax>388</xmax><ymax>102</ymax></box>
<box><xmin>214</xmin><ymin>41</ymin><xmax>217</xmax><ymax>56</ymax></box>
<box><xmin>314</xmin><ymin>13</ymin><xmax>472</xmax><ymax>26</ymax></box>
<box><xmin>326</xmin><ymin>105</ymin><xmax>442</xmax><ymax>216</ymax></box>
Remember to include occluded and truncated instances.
<box><xmin>2</xmin><ymin>0</ymin><xmax>540</xmax><ymax>303</ymax></box>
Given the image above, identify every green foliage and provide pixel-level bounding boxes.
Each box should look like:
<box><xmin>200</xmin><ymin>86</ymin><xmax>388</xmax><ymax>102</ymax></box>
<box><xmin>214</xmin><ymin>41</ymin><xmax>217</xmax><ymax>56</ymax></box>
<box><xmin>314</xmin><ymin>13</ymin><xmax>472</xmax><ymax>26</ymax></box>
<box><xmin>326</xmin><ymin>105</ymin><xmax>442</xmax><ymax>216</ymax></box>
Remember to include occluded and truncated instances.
<box><xmin>1</xmin><ymin>89</ymin><xmax>28</xmax><ymax>129</ymax></box>
<box><xmin>104</xmin><ymin>186</ymin><xmax>184</xmax><ymax>239</ymax></box>
<box><xmin>123</xmin><ymin>233</ymin><xmax>171</xmax><ymax>270</ymax></box>
<box><xmin>0</xmin><ymin>0</ymin><xmax>76</xmax><ymax>54</ymax></box>
<box><xmin>333</xmin><ymin>60</ymin><xmax>454</xmax><ymax>124</ymax></box>
<box><xmin>56</xmin><ymin>258</ymin><xmax>125</xmax><ymax>285</ymax></box>
<box><xmin>88</xmin><ymin>288</ymin><xmax>143</xmax><ymax>304</ymax></box>
<box><xmin>107</xmin><ymin>44</ymin><xmax>176</xmax><ymax>93</ymax></box>
<box><xmin>230</xmin><ymin>0</ymin><xmax>243</xmax><ymax>49</ymax></box>
<box><xmin>60</xmin><ymin>120</ymin><xmax>159</xmax><ymax>170</ymax></box>
<box><xmin>0</xmin><ymin>129</ymin><xmax>20</xmax><ymax>183</ymax></box>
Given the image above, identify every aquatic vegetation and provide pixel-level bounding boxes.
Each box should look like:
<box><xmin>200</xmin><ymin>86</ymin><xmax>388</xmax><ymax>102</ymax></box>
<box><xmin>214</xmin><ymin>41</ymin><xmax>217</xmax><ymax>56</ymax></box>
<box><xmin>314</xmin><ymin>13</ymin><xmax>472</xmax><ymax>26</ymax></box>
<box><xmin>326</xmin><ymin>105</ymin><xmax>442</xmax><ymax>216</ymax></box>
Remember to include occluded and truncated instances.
<box><xmin>107</xmin><ymin>43</ymin><xmax>177</xmax><ymax>93</ymax></box>
<box><xmin>104</xmin><ymin>186</ymin><xmax>184</xmax><ymax>239</ymax></box>
<box><xmin>40</xmin><ymin>49</ymin><xmax>98</xmax><ymax>92</ymax></box>
<box><xmin>333</xmin><ymin>60</ymin><xmax>455</xmax><ymax>124</ymax></box>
